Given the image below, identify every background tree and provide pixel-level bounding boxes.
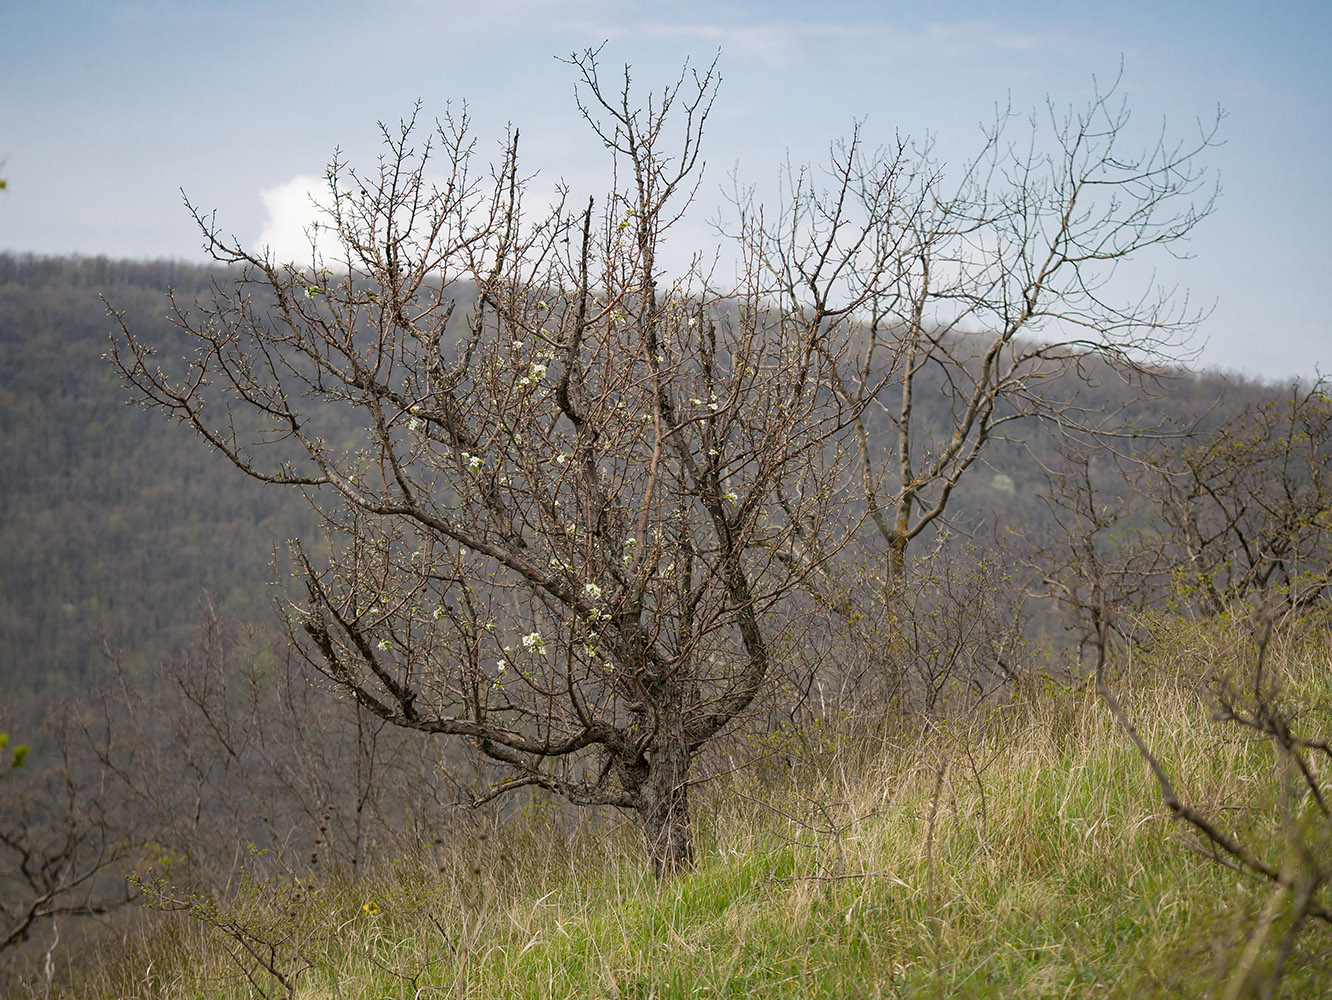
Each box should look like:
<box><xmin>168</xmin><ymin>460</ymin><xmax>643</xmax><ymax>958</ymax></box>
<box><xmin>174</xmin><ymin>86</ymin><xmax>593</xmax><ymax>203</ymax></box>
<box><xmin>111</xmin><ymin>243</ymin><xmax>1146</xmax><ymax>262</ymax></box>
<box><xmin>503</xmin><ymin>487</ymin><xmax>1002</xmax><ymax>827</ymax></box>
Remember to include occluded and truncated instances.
<box><xmin>1143</xmin><ymin>378</ymin><xmax>1332</xmax><ymax>617</ymax></box>
<box><xmin>93</xmin><ymin>604</ymin><xmax>462</xmax><ymax>882</ymax></box>
<box><xmin>1032</xmin><ymin>377</ymin><xmax>1332</xmax><ymax>654</ymax></box>
<box><xmin>0</xmin><ymin>711</ymin><xmax>137</xmax><ymax>966</ymax></box>
<box><xmin>109</xmin><ymin>52</ymin><xmax>876</xmax><ymax>876</ymax></box>
<box><xmin>735</xmin><ymin>79</ymin><xmax>1219</xmax><ymax>585</ymax></box>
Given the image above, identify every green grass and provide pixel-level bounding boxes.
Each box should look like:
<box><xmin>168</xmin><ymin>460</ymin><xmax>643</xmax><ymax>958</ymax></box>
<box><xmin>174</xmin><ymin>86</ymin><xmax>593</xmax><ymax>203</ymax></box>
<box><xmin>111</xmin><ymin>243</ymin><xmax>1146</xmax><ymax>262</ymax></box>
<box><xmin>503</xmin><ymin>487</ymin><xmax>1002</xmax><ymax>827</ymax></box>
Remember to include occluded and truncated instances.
<box><xmin>70</xmin><ymin>626</ymin><xmax>1332</xmax><ymax>998</ymax></box>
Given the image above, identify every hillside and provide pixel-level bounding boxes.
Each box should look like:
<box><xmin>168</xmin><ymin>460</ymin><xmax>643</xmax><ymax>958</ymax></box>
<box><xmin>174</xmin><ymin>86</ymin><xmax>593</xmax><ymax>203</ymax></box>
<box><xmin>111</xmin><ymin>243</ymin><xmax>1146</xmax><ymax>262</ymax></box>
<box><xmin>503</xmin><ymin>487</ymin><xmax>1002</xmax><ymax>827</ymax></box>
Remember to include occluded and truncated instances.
<box><xmin>63</xmin><ymin>621</ymin><xmax>1332</xmax><ymax>998</ymax></box>
<box><xmin>0</xmin><ymin>253</ymin><xmax>1278</xmax><ymax>704</ymax></box>
<box><xmin>0</xmin><ymin>255</ymin><xmax>328</xmax><ymax>700</ymax></box>
<box><xmin>1</xmin><ymin>253</ymin><xmax>1328</xmax><ymax>996</ymax></box>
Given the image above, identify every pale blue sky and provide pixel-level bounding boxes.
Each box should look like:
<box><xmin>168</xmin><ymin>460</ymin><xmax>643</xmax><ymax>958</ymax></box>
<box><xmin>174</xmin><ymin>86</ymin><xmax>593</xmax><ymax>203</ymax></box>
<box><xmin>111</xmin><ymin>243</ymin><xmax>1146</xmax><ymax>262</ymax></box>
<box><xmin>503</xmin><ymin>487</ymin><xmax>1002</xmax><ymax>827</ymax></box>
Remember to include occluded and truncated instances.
<box><xmin>2</xmin><ymin>0</ymin><xmax>1327</xmax><ymax>380</ymax></box>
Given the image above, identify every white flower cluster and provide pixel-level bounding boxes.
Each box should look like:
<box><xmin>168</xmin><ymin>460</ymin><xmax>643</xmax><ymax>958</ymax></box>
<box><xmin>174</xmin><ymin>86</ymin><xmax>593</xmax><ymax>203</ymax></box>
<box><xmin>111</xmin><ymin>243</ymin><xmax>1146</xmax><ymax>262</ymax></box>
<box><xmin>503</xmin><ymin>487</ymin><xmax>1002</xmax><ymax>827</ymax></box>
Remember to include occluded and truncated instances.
<box><xmin>517</xmin><ymin>361</ymin><xmax>548</xmax><ymax>389</ymax></box>
<box><xmin>521</xmin><ymin>631</ymin><xmax>547</xmax><ymax>657</ymax></box>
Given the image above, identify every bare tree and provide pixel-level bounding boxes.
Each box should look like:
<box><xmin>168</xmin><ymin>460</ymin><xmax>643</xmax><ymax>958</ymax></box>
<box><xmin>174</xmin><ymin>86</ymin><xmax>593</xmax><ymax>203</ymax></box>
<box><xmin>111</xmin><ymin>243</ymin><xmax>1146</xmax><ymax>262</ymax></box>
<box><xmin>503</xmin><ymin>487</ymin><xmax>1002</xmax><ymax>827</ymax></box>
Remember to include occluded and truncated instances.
<box><xmin>0</xmin><ymin>710</ymin><xmax>138</xmax><ymax>974</ymax></box>
<box><xmin>735</xmin><ymin>76</ymin><xmax>1220</xmax><ymax>584</ymax></box>
<box><xmin>90</xmin><ymin>604</ymin><xmax>462</xmax><ymax>883</ymax></box>
<box><xmin>108</xmin><ymin>51</ymin><xmax>874</xmax><ymax>876</ymax></box>
<box><xmin>1143</xmin><ymin>377</ymin><xmax>1332</xmax><ymax>617</ymax></box>
<box><xmin>1030</xmin><ymin>377</ymin><xmax>1332</xmax><ymax>656</ymax></box>
<box><xmin>1022</xmin><ymin>436</ymin><xmax>1174</xmax><ymax>660</ymax></box>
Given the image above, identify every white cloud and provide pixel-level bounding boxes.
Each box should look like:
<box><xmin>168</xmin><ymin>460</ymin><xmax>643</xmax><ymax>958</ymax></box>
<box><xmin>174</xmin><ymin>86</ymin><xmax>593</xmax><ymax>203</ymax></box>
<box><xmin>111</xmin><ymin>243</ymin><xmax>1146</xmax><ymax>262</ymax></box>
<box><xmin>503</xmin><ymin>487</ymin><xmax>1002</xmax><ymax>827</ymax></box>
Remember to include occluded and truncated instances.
<box><xmin>255</xmin><ymin>174</ymin><xmax>340</xmax><ymax>265</ymax></box>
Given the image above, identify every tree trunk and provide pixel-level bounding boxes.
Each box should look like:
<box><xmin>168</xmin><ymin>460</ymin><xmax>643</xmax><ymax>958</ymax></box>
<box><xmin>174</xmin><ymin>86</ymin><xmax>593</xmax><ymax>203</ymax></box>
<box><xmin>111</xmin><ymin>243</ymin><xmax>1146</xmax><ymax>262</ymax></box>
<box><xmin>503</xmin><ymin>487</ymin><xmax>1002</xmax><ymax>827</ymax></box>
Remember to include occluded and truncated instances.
<box><xmin>887</xmin><ymin>530</ymin><xmax>908</xmax><ymax>587</ymax></box>
<box><xmin>637</xmin><ymin>744</ymin><xmax>693</xmax><ymax>877</ymax></box>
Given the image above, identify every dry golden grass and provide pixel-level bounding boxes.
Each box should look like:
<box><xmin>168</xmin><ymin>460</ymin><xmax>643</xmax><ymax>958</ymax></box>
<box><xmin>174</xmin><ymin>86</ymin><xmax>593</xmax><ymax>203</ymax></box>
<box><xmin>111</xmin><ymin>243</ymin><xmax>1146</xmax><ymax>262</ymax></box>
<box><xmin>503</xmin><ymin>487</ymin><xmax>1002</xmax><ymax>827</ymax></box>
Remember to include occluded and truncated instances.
<box><xmin>64</xmin><ymin>620</ymin><xmax>1332</xmax><ymax>998</ymax></box>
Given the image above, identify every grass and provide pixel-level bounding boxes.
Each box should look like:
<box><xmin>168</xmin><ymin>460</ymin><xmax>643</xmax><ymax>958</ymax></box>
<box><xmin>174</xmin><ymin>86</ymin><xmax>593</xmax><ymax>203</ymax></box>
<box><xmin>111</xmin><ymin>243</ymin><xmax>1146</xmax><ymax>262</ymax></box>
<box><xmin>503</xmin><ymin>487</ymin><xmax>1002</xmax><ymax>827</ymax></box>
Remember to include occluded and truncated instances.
<box><xmin>66</xmin><ymin>624</ymin><xmax>1332</xmax><ymax>998</ymax></box>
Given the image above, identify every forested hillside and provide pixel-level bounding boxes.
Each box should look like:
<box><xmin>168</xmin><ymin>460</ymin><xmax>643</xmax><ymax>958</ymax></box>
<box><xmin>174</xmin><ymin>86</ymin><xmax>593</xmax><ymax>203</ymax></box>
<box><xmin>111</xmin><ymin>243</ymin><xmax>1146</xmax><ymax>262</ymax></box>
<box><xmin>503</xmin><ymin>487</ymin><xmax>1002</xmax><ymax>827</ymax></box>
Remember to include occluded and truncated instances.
<box><xmin>0</xmin><ymin>254</ymin><xmax>329</xmax><ymax>699</ymax></box>
<box><xmin>2</xmin><ymin>247</ymin><xmax>1328</xmax><ymax>995</ymax></box>
<box><xmin>0</xmin><ymin>253</ymin><xmax>1280</xmax><ymax>702</ymax></box>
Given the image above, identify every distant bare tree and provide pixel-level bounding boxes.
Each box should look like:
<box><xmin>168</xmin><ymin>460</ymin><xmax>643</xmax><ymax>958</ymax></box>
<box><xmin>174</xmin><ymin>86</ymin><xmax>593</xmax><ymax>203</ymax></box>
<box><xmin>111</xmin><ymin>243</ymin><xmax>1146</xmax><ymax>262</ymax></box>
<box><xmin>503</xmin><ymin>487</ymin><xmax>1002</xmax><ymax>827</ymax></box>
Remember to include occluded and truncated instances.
<box><xmin>108</xmin><ymin>50</ymin><xmax>885</xmax><ymax>876</ymax></box>
<box><xmin>0</xmin><ymin>709</ymin><xmax>137</xmax><ymax>971</ymax></box>
<box><xmin>1143</xmin><ymin>378</ymin><xmax>1332</xmax><ymax>617</ymax></box>
<box><xmin>92</xmin><ymin>604</ymin><xmax>460</xmax><ymax>883</ymax></box>
<box><xmin>1032</xmin><ymin>377</ymin><xmax>1332</xmax><ymax>654</ymax></box>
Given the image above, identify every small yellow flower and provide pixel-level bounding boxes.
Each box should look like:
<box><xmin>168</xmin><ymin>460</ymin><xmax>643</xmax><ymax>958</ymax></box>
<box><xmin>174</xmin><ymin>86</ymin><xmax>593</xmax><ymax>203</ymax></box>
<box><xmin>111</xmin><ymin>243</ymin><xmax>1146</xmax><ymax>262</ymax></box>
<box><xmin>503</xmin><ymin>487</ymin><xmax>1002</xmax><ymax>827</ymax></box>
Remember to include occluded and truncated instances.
<box><xmin>362</xmin><ymin>901</ymin><xmax>380</xmax><ymax>916</ymax></box>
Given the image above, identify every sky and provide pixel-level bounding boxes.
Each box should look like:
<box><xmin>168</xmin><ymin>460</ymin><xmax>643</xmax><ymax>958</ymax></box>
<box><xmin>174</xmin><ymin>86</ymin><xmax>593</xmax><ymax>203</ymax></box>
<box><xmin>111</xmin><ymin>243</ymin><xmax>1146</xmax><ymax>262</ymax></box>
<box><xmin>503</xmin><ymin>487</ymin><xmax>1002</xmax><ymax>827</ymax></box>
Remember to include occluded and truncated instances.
<box><xmin>2</xmin><ymin>0</ymin><xmax>1328</xmax><ymax>382</ymax></box>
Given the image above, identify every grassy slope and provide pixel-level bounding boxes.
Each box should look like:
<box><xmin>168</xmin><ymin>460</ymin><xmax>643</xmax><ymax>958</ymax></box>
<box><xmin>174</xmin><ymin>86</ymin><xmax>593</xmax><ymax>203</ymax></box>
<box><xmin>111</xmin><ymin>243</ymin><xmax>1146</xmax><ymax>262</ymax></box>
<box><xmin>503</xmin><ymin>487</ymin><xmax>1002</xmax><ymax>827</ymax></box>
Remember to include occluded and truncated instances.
<box><xmin>78</xmin><ymin>628</ymin><xmax>1332</xmax><ymax>999</ymax></box>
